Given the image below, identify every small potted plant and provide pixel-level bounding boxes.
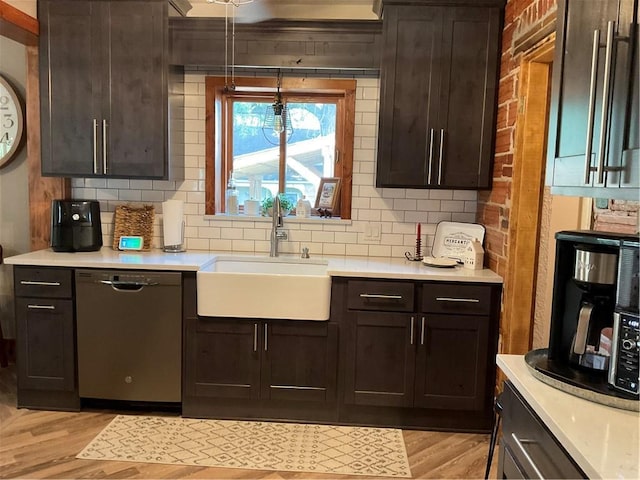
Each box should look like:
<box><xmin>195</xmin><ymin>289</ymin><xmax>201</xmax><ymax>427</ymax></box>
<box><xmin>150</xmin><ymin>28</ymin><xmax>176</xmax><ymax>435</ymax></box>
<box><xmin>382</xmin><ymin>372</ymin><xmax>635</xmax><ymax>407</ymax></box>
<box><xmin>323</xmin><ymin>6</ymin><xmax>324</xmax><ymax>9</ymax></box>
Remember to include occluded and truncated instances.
<box><xmin>262</xmin><ymin>194</ymin><xmax>295</xmax><ymax>217</ymax></box>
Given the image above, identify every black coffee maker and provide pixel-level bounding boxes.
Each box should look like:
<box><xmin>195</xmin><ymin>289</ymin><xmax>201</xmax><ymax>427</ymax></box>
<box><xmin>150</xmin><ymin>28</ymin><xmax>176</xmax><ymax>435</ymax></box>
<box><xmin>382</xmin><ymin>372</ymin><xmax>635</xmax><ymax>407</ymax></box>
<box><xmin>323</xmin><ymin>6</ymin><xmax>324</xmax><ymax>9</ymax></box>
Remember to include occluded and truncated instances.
<box><xmin>528</xmin><ymin>230</ymin><xmax>639</xmax><ymax>401</ymax></box>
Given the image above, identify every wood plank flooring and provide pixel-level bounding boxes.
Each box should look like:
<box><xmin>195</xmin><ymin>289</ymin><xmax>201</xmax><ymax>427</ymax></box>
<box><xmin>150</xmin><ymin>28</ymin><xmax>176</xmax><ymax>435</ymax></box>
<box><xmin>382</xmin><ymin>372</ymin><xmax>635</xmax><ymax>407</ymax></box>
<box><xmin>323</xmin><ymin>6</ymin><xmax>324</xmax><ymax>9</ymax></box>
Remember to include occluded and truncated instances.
<box><xmin>0</xmin><ymin>365</ymin><xmax>499</xmax><ymax>479</ymax></box>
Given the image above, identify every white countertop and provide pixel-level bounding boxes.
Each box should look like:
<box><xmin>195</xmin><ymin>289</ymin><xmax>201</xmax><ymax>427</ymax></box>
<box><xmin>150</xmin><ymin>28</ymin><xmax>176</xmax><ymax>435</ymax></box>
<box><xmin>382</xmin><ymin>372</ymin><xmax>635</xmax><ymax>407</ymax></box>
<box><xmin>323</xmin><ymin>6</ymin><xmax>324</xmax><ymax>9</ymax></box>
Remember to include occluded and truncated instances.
<box><xmin>5</xmin><ymin>248</ymin><xmax>503</xmax><ymax>283</ymax></box>
<box><xmin>497</xmin><ymin>354</ymin><xmax>639</xmax><ymax>480</ymax></box>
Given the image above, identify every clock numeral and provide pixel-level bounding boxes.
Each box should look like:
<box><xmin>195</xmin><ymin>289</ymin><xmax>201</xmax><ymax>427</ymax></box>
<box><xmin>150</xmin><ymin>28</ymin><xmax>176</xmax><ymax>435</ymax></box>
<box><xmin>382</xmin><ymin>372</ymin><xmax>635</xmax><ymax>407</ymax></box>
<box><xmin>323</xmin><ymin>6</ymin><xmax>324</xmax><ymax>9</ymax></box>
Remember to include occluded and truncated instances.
<box><xmin>2</xmin><ymin>114</ymin><xmax>15</xmax><ymax>129</ymax></box>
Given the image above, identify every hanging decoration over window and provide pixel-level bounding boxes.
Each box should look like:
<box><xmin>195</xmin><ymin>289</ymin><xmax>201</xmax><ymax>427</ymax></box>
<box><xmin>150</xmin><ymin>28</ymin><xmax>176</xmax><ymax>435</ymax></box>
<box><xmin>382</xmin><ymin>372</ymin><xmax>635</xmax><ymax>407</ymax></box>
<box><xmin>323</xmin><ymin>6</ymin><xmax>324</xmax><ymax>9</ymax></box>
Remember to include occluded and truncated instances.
<box><xmin>262</xmin><ymin>70</ymin><xmax>293</xmax><ymax>145</ymax></box>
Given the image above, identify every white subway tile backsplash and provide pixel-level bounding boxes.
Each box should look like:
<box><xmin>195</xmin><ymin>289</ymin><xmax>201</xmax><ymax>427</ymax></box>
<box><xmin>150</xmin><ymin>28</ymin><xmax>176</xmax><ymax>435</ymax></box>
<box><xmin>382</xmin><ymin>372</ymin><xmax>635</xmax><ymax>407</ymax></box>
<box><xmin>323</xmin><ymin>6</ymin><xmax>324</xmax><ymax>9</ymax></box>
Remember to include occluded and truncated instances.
<box><xmin>429</xmin><ymin>190</ymin><xmax>454</xmax><ymax>200</ymax></box>
<box><xmin>441</xmin><ymin>200</ymin><xmax>466</xmax><ymax>212</ymax></box>
<box><xmin>72</xmin><ymin>77</ymin><xmax>478</xmax><ymax>259</ymax></box>
<box><xmin>118</xmin><ymin>190</ymin><xmax>142</xmax><ymax>202</ymax></box>
<box><xmin>85</xmin><ymin>178</ymin><xmax>107</xmax><ymax>188</ymax></box>
<box><xmin>323</xmin><ymin>243</ymin><xmax>346</xmax><ymax>255</ymax></box>
<box><xmin>393</xmin><ymin>198</ymin><xmax>417</xmax><ymax>211</ymax></box>
<box><xmin>453</xmin><ymin>190</ymin><xmax>478</xmax><ymax>201</ymax></box>
<box><xmin>107</xmin><ymin>179</ymin><xmax>130</xmax><ymax>189</ymax></box>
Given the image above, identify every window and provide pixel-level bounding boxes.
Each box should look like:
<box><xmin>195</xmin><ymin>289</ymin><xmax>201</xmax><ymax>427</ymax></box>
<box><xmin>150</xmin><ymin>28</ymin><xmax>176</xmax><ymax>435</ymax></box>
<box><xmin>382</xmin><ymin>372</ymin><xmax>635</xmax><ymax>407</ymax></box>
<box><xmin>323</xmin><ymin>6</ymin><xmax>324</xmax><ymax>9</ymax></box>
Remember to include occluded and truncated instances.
<box><xmin>205</xmin><ymin>76</ymin><xmax>356</xmax><ymax>219</ymax></box>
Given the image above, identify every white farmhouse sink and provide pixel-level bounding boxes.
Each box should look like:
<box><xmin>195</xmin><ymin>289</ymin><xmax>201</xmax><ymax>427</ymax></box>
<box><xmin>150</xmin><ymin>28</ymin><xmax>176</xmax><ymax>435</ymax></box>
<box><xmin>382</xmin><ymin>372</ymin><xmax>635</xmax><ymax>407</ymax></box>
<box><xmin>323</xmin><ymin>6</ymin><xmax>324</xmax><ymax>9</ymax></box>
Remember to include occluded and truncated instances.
<box><xmin>197</xmin><ymin>256</ymin><xmax>331</xmax><ymax>320</ymax></box>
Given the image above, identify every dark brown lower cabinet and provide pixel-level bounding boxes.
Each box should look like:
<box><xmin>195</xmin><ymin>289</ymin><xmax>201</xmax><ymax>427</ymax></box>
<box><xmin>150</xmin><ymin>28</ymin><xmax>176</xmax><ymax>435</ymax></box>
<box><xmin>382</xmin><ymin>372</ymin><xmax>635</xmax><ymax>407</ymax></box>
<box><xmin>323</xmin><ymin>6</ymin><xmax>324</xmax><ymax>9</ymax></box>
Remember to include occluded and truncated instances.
<box><xmin>336</xmin><ymin>277</ymin><xmax>501</xmax><ymax>432</ymax></box>
<box><xmin>183</xmin><ymin>315</ymin><xmax>339</xmax><ymax>420</ymax></box>
<box><xmin>14</xmin><ymin>266</ymin><xmax>79</xmax><ymax>411</ymax></box>
<box><xmin>414</xmin><ymin>314</ymin><xmax>489</xmax><ymax>410</ymax></box>
<box><xmin>498</xmin><ymin>381</ymin><xmax>586</xmax><ymax>479</ymax></box>
<box><xmin>343</xmin><ymin>311</ymin><xmax>416</xmax><ymax>407</ymax></box>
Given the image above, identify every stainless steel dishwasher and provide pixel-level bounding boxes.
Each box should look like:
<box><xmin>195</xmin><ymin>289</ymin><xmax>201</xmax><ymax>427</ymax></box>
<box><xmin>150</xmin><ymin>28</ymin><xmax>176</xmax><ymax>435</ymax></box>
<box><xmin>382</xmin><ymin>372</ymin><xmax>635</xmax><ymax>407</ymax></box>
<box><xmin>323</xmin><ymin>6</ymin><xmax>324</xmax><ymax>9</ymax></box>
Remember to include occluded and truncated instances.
<box><xmin>75</xmin><ymin>269</ymin><xmax>182</xmax><ymax>403</ymax></box>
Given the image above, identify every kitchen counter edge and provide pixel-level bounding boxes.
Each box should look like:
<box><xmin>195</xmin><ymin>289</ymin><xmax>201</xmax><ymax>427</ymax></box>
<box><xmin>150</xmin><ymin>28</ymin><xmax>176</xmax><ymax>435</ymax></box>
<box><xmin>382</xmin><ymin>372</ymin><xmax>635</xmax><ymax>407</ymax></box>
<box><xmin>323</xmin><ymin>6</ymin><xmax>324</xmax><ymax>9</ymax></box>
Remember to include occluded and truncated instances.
<box><xmin>497</xmin><ymin>354</ymin><xmax>639</xmax><ymax>480</ymax></box>
<box><xmin>4</xmin><ymin>248</ymin><xmax>503</xmax><ymax>283</ymax></box>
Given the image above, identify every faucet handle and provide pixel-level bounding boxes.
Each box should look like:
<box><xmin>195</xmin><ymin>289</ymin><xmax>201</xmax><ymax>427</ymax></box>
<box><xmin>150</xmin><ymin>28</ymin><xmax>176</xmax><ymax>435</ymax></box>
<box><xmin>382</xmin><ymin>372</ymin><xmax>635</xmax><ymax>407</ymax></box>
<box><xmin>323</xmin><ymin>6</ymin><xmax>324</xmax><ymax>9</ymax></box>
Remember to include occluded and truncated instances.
<box><xmin>301</xmin><ymin>247</ymin><xmax>310</xmax><ymax>259</ymax></box>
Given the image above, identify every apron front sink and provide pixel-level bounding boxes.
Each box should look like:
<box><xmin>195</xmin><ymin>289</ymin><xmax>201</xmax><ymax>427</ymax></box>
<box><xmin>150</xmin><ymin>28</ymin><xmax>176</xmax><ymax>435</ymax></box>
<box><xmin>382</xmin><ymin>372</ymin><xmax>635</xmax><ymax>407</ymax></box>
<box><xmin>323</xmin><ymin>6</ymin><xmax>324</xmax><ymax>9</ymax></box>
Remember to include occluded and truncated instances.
<box><xmin>197</xmin><ymin>256</ymin><xmax>331</xmax><ymax>320</ymax></box>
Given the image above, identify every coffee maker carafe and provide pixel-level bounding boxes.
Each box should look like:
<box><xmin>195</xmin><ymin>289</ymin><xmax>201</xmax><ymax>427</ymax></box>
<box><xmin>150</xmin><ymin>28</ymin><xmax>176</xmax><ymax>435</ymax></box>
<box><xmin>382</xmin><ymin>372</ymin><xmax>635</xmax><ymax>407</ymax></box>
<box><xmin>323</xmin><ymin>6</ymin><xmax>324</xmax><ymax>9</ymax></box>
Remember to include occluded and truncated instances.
<box><xmin>568</xmin><ymin>247</ymin><xmax>617</xmax><ymax>372</ymax></box>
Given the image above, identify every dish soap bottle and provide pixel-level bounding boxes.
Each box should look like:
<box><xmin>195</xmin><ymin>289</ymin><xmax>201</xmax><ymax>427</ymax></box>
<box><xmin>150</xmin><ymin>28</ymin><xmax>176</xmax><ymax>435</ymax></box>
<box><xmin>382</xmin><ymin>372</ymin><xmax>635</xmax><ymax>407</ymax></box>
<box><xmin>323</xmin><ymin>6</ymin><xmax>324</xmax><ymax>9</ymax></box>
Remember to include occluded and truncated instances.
<box><xmin>226</xmin><ymin>171</ymin><xmax>239</xmax><ymax>215</ymax></box>
<box><xmin>296</xmin><ymin>195</ymin><xmax>312</xmax><ymax>218</ymax></box>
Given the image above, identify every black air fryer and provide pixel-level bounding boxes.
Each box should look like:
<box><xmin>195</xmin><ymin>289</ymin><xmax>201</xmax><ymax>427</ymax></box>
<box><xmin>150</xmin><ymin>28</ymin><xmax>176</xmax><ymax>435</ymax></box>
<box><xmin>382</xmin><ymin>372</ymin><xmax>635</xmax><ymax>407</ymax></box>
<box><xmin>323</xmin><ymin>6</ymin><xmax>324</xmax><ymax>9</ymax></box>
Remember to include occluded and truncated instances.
<box><xmin>51</xmin><ymin>200</ymin><xmax>103</xmax><ymax>252</ymax></box>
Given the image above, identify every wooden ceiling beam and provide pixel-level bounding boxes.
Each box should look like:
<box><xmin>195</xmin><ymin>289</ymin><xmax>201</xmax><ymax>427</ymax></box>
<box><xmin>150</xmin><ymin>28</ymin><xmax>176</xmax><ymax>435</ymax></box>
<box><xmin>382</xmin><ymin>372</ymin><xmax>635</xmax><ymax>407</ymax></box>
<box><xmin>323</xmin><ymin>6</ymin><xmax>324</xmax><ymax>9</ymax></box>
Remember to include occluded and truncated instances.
<box><xmin>0</xmin><ymin>1</ymin><xmax>38</xmax><ymax>45</ymax></box>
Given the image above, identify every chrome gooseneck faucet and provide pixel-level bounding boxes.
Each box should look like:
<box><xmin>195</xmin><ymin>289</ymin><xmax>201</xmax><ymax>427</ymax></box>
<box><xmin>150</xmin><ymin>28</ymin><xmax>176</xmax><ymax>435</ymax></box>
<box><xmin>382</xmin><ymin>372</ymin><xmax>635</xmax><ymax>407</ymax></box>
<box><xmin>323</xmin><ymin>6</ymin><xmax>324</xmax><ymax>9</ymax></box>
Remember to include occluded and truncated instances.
<box><xmin>269</xmin><ymin>195</ymin><xmax>288</xmax><ymax>257</ymax></box>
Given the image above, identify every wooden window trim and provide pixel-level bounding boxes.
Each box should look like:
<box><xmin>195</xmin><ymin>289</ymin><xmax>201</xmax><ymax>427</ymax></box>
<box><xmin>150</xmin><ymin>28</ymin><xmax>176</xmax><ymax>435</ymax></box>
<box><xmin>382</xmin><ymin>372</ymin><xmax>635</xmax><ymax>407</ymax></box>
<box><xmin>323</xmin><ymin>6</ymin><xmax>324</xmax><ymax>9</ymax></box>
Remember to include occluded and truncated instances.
<box><xmin>205</xmin><ymin>76</ymin><xmax>355</xmax><ymax>219</ymax></box>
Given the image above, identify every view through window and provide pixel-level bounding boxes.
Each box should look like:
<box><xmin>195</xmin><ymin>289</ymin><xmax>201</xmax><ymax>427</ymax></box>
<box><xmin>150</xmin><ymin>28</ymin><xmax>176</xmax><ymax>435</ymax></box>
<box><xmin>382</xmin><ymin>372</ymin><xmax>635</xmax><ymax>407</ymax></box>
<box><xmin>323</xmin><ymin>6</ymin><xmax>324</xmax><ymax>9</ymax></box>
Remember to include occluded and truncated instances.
<box><xmin>205</xmin><ymin>77</ymin><xmax>356</xmax><ymax>219</ymax></box>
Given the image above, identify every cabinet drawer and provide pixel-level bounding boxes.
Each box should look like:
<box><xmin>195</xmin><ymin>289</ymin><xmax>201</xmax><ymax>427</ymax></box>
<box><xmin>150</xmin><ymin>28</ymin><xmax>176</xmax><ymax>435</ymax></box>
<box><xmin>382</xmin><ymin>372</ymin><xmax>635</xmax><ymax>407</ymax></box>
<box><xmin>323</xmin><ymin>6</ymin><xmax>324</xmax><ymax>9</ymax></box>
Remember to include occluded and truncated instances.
<box><xmin>347</xmin><ymin>280</ymin><xmax>414</xmax><ymax>312</ymax></box>
<box><xmin>501</xmin><ymin>381</ymin><xmax>585</xmax><ymax>479</ymax></box>
<box><xmin>421</xmin><ymin>283</ymin><xmax>492</xmax><ymax>315</ymax></box>
<box><xmin>14</xmin><ymin>267</ymin><xmax>73</xmax><ymax>299</ymax></box>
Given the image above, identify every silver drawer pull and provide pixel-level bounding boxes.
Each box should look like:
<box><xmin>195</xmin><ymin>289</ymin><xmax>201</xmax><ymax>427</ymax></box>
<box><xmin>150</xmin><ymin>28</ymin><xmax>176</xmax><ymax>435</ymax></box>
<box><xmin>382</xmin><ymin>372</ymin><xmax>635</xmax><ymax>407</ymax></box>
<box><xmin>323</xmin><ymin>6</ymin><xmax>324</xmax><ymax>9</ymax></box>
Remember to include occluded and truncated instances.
<box><xmin>511</xmin><ymin>433</ymin><xmax>545</xmax><ymax>480</ymax></box>
<box><xmin>435</xmin><ymin>297</ymin><xmax>480</xmax><ymax>303</ymax></box>
<box><xmin>20</xmin><ymin>280</ymin><xmax>62</xmax><ymax>286</ymax></box>
<box><xmin>27</xmin><ymin>304</ymin><xmax>56</xmax><ymax>310</ymax></box>
<box><xmin>360</xmin><ymin>294</ymin><xmax>403</xmax><ymax>300</ymax></box>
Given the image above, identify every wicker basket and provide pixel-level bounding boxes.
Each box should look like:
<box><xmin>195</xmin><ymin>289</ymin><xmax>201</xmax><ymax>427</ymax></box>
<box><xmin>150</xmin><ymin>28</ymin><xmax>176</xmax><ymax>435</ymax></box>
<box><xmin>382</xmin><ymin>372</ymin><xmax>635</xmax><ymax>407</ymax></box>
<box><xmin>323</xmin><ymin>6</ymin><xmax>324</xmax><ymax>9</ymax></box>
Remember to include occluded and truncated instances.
<box><xmin>112</xmin><ymin>204</ymin><xmax>155</xmax><ymax>251</ymax></box>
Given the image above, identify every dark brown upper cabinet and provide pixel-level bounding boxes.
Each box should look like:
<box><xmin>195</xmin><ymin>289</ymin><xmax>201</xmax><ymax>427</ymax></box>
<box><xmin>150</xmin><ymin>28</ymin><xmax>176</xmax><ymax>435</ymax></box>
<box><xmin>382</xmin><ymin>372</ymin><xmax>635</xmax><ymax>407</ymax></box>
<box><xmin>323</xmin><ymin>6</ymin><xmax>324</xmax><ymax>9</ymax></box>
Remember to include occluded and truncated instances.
<box><xmin>376</xmin><ymin>1</ymin><xmax>503</xmax><ymax>189</ymax></box>
<box><xmin>547</xmin><ymin>0</ymin><xmax>639</xmax><ymax>199</ymax></box>
<box><xmin>39</xmin><ymin>0</ymin><xmax>181</xmax><ymax>179</ymax></box>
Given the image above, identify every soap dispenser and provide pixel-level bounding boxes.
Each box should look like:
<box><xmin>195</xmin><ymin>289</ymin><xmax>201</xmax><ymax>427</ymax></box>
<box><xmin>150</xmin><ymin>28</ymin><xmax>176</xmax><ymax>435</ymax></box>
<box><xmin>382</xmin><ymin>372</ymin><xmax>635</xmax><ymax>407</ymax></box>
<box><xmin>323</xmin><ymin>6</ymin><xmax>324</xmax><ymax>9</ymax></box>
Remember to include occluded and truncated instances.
<box><xmin>225</xmin><ymin>171</ymin><xmax>239</xmax><ymax>215</ymax></box>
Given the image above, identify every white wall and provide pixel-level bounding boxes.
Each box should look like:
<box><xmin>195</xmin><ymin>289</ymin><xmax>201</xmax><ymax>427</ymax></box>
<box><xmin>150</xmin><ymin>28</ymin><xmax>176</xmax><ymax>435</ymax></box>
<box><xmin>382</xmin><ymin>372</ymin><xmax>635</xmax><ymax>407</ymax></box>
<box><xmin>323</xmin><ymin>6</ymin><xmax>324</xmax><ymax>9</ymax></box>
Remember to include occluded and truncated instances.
<box><xmin>71</xmin><ymin>74</ymin><xmax>479</xmax><ymax>258</ymax></box>
<box><xmin>0</xmin><ymin>36</ymin><xmax>30</xmax><ymax>338</ymax></box>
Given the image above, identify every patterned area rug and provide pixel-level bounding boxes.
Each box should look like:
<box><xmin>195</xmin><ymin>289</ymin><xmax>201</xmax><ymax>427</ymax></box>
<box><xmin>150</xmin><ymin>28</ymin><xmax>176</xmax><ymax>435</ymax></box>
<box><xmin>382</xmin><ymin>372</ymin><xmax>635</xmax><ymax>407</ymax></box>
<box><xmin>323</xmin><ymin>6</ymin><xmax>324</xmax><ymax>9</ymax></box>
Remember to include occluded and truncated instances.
<box><xmin>77</xmin><ymin>415</ymin><xmax>411</xmax><ymax>478</ymax></box>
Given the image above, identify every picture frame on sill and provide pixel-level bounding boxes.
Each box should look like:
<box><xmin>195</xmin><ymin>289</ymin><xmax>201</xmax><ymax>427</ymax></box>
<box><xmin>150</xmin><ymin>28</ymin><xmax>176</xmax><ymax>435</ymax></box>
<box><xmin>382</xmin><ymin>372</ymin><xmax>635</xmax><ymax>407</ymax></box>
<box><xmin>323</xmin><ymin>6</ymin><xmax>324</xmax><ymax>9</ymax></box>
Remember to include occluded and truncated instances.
<box><xmin>314</xmin><ymin>177</ymin><xmax>341</xmax><ymax>213</ymax></box>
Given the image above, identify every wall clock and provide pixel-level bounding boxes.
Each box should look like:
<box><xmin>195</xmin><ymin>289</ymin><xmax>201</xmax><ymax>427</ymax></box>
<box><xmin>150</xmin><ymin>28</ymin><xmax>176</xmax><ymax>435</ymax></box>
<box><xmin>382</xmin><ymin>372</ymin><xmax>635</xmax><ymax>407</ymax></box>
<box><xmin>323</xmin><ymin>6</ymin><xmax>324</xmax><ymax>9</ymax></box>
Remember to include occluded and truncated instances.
<box><xmin>0</xmin><ymin>73</ymin><xmax>25</xmax><ymax>170</ymax></box>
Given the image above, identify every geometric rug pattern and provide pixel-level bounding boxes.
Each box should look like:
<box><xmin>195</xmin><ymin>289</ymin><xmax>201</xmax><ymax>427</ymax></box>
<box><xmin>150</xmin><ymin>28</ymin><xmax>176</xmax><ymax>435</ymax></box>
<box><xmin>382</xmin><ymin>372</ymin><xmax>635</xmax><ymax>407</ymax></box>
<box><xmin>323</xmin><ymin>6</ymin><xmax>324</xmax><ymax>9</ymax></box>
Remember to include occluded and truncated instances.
<box><xmin>77</xmin><ymin>415</ymin><xmax>412</xmax><ymax>478</ymax></box>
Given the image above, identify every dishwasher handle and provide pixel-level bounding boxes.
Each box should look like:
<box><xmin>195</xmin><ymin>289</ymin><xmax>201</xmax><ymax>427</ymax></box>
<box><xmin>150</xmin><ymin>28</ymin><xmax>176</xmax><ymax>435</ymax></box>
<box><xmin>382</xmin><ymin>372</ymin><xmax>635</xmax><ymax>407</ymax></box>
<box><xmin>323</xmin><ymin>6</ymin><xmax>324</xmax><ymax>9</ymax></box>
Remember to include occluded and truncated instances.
<box><xmin>99</xmin><ymin>280</ymin><xmax>159</xmax><ymax>291</ymax></box>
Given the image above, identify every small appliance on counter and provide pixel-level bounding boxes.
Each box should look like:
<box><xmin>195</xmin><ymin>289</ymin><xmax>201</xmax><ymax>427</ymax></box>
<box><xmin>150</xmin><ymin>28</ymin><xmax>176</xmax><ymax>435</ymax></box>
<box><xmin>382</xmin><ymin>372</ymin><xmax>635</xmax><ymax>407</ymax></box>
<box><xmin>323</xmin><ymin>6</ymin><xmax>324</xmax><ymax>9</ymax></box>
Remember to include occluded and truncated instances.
<box><xmin>50</xmin><ymin>199</ymin><xmax>102</xmax><ymax>252</ymax></box>
<box><xmin>526</xmin><ymin>230</ymin><xmax>639</xmax><ymax>409</ymax></box>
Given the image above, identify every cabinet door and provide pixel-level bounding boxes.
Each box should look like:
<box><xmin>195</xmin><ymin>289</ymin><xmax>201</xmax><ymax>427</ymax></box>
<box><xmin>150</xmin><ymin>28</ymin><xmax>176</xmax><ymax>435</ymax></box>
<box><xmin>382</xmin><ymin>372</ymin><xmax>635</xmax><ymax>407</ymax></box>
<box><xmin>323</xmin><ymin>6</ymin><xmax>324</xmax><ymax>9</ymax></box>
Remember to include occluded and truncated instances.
<box><xmin>39</xmin><ymin>0</ymin><xmax>103</xmax><ymax>176</ymax></box>
<box><xmin>619</xmin><ymin>0</ymin><xmax>639</xmax><ymax>189</ymax></box>
<box><xmin>16</xmin><ymin>298</ymin><xmax>75</xmax><ymax>392</ymax></box>
<box><xmin>105</xmin><ymin>0</ymin><xmax>168</xmax><ymax>178</ymax></box>
<box><xmin>261</xmin><ymin>321</ymin><xmax>338</xmax><ymax>403</ymax></box>
<box><xmin>500</xmin><ymin>381</ymin><xmax>586</xmax><ymax>479</ymax></box>
<box><xmin>185</xmin><ymin>317</ymin><xmax>261</xmax><ymax>400</ymax></box>
<box><xmin>414</xmin><ymin>314</ymin><xmax>489</xmax><ymax>410</ymax></box>
<box><xmin>434</xmin><ymin>7</ymin><xmax>501</xmax><ymax>189</ymax></box>
<box><xmin>376</xmin><ymin>6</ymin><xmax>443</xmax><ymax>188</ymax></box>
<box><xmin>343</xmin><ymin>311</ymin><xmax>416</xmax><ymax>407</ymax></box>
<box><xmin>548</xmin><ymin>0</ymin><xmax>625</xmax><ymax>188</ymax></box>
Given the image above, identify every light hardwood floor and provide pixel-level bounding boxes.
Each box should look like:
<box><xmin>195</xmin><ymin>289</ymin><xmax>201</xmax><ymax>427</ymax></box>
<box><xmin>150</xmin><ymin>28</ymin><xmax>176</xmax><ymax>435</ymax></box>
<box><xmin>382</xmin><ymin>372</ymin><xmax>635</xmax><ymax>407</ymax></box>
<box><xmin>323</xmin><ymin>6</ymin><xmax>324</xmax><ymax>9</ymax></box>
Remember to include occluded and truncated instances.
<box><xmin>0</xmin><ymin>365</ymin><xmax>499</xmax><ymax>479</ymax></box>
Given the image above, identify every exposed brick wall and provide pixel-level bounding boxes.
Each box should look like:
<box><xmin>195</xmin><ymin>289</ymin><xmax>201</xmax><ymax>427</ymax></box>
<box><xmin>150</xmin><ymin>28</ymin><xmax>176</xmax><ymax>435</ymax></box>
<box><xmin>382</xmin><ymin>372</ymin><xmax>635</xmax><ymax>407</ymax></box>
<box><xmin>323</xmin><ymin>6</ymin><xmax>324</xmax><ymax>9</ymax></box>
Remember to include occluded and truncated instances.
<box><xmin>594</xmin><ymin>200</ymin><xmax>640</xmax><ymax>234</ymax></box>
<box><xmin>477</xmin><ymin>0</ymin><xmax>558</xmax><ymax>278</ymax></box>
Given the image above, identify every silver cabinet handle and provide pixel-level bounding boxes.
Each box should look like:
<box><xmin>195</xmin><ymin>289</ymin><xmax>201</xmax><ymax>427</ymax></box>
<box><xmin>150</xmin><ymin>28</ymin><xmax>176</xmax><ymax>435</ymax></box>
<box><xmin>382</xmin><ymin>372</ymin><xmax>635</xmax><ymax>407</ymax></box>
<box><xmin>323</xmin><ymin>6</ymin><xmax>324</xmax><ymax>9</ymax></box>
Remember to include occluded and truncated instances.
<box><xmin>410</xmin><ymin>316</ymin><xmax>415</xmax><ymax>345</ymax></box>
<box><xmin>27</xmin><ymin>304</ymin><xmax>56</xmax><ymax>310</ymax></box>
<box><xmin>264</xmin><ymin>323</ymin><xmax>268</xmax><ymax>351</ymax></box>
<box><xmin>20</xmin><ymin>280</ymin><xmax>61</xmax><ymax>286</ymax></box>
<box><xmin>93</xmin><ymin>118</ymin><xmax>99</xmax><ymax>174</ymax></box>
<box><xmin>511</xmin><ymin>433</ymin><xmax>545</xmax><ymax>480</ymax></box>
<box><xmin>427</xmin><ymin>128</ymin><xmax>435</xmax><ymax>184</ymax></box>
<box><xmin>438</xmin><ymin>129</ymin><xmax>444</xmax><ymax>185</ymax></box>
<box><xmin>420</xmin><ymin>316</ymin><xmax>425</xmax><ymax>345</ymax></box>
<box><xmin>359</xmin><ymin>293</ymin><xmax>403</xmax><ymax>300</ymax></box>
<box><xmin>435</xmin><ymin>297</ymin><xmax>480</xmax><ymax>303</ymax></box>
<box><xmin>253</xmin><ymin>323</ymin><xmax>258</xmax><ymax>352</ymax></box>
<box><xmin>99</xmin><ymin>280</ymin><xmax>159</xmax><ymax>288</ymax></box>
<box><xmin>596</xmin><ymin>21</ymin><xmax>615</xmax><ymax>185</ymax></box>
<box><xmin>584</xmin><ymin>28</ymin><xmax>601</xmax><ymax>184</ymax></box>
<box><xmin>102</xmin><ymin>119</ymin><xmax>108</xmax><ymax>174</ymax></box>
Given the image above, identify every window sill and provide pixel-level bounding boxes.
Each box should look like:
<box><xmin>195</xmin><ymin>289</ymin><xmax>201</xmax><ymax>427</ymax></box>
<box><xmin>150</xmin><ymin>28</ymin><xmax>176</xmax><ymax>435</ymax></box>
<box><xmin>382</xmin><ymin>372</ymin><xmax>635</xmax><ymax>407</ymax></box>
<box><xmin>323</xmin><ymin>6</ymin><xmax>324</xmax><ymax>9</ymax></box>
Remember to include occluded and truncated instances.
<box><xmin>204</xmin><ymin>214</ymin><xmax>352</xmax><ymax>226</ymax></box>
